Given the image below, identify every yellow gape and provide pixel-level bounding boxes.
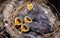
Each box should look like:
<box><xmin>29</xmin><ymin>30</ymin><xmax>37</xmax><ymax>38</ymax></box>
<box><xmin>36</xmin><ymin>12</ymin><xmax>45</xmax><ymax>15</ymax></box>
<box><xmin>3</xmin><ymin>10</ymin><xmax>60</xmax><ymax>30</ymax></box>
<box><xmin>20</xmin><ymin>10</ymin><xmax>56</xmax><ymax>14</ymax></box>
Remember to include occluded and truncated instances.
<box><xmin>21</xmin><ymin>24</ymin><xmax>29</xmax><ymax>32</ymax></box>
<box><xmin>24</xmin><ymin>16</ymin><xmax>32</xmax><ymax>23</ymax></box>
<box><xmin>27</xmin><ymin>3</ymin><xmax>33</xmax><ymax>10</ymax></box>
<box><xmin>15</xmin><ymin>17</ymin><xmax>23</xmax><ymax>25</ymax></box>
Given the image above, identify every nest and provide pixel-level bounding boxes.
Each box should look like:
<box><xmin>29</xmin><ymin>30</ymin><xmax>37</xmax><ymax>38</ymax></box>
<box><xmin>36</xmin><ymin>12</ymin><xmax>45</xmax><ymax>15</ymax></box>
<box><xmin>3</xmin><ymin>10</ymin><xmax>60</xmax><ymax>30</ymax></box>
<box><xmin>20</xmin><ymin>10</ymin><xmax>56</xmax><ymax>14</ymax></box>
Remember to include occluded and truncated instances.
<box><xmin>2</xmin><ymin>0</ymin><xmax>59</xmax><ymax>38</ymax></box>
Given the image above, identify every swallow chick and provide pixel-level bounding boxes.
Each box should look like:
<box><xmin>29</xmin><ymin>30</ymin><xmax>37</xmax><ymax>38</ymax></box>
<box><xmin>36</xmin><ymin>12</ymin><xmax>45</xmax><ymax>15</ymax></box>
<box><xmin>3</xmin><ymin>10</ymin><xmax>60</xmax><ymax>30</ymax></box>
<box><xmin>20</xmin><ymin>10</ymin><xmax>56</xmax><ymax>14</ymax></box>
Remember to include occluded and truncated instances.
<box><xmin>27</xmin><ymin>3</ymin><xmax>33</xmax><ymax>11</ymax></box>
<box><xmin>15</xmin><ymin>17</ymin><xmax>23</xmax><ymax>25</ymax></box>
<box><xmin>24</xmin><ymin>16</ymin><xmax>32</xmax><ymax>23</ymax></box>
<box><xmin>21</xmin><ymin>24</ymin><xmax>29</xmax><ymax>32</ymax></box>
<box><xmin>27</xmin><ymin>3</ymin><xmax>40</xmax><ymax>15</ymax></box>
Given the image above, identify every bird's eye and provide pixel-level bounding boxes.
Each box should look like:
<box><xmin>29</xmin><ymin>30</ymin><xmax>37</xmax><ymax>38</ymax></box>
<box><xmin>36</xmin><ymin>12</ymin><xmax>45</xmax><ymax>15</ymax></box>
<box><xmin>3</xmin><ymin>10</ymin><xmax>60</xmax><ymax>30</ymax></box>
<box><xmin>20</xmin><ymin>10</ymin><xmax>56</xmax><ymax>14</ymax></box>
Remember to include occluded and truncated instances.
<box><xmin>21</xmin><ymin>24</ymin><xmax>29</xmax><ymax>32</ymax></box>
<box><xmin>15</xmin><ymin>17</ymin><xmax>23</xmax><ymax>25</ymax></box>
<box><xmin>27</xmin><ymin>3</ymin><xmax>33</xmax><ymax>10</ymax></box>
<box><xmin>24</xmin><ymin>16</ymin><xmax>32</xmax><ymax>23</ymax></box>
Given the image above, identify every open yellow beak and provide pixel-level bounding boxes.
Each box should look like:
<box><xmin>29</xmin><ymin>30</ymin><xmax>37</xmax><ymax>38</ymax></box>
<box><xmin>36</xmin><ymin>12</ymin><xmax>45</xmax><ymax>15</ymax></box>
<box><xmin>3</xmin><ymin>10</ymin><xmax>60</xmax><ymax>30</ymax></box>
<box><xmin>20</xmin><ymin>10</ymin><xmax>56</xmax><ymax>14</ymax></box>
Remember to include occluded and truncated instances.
<box><xmin>21</xmin><ymin>24</ymin><xmax>29</xmax><ymax>32</ymax></box>
<box><xmin>27</xmin><ymin>3</ymin><xmax>33</xmax><ymax>10</ymax></box>
<box><xmin>15</xmin><ymin>17</ymin><xmax>23</xmax><ymax>25</ymax></box>
<box><xmin>24</xmin><ymin>16</ymin><xmax>32</xmax><ymax>23</ymax></box>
